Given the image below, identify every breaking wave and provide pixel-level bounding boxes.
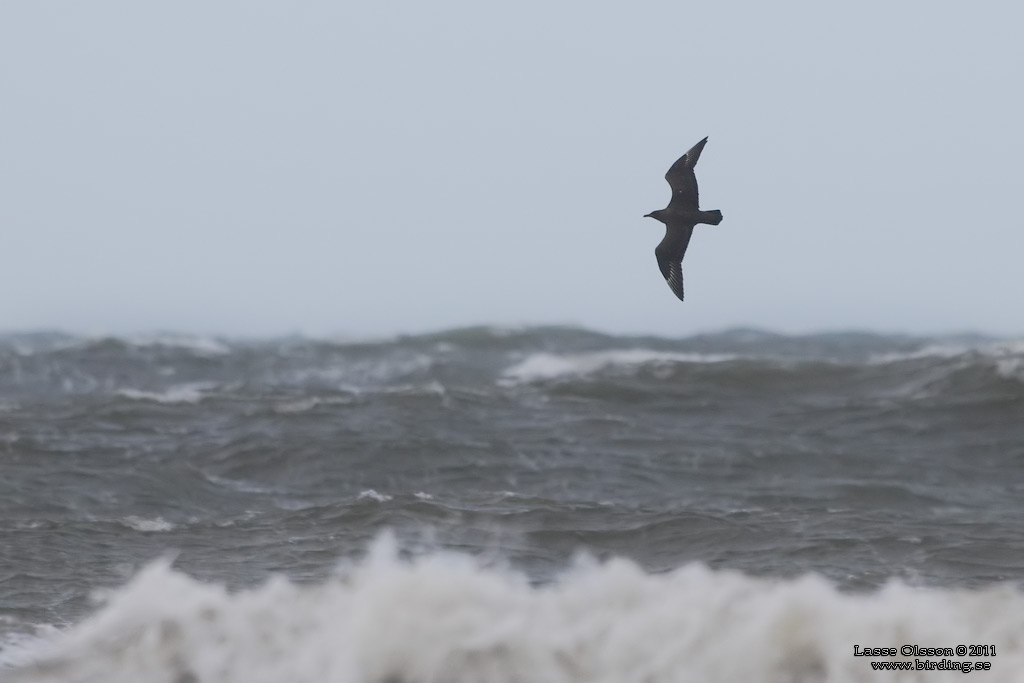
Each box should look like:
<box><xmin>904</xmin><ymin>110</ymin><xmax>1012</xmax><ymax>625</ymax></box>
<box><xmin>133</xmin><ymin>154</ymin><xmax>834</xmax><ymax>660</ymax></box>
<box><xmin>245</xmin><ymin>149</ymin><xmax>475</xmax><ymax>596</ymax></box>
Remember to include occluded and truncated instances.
<box><xmin>5</xmin><ymin>536</ymin><xmax>1023</xmax><ymax>683</ymax></box>
<box><xmin>501</xmin><ymin>349</ymin><xmax>736</xmax><ymax>383</ymax></box>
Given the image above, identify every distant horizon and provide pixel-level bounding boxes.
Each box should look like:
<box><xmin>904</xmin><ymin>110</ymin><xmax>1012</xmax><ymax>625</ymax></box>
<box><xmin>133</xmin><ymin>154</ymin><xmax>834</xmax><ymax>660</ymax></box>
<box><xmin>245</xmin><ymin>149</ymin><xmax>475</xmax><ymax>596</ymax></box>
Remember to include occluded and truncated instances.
<box><xmin>0</xmin><ymin>321</ymin><xmax>1016</xmax><ymax>342</ymax></box>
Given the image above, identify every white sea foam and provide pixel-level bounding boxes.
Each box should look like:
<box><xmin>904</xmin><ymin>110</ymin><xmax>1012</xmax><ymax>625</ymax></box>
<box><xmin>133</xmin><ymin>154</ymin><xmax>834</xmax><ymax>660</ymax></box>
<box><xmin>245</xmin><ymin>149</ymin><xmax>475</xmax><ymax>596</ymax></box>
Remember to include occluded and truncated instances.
<box><xmin>121</xmin><ymin>516</ymin><xmax>176</xmax><ymax>533</ymax></box>
<box><xmin>357</xmin><ymin>489</ymin><xmax>392</xmax><ymax>503</ymax></box>
<box><xmin>869</xmin><ymin>339</ymin><xmax>1024</xmax><ymax>365</ymax></box>
<box><xmin>273</xmin><ymin>397</ymin><xmax>326</xmax><ymax>414</ymax></box>
<box><xmin>502</xmin><ymin>349</ymin><xmax>736</xmax><ymax>383</ymax></box>
<box><xmin>868</xmin><ymin>340</ymin><xmax>1024</xmax><ymax>385</ymax></box>
<box><xmin>123</xmin><ymin>334</ymin><xmax>232</xmax><ymax>356</ymax></box>
<box><xmin>287</xmin><ymin>353</ymin><xmax>435</xmax><ymax>388</ymax></box>
<box><xmin>995</xmin><ymin>356</ymin><xmax>1024</xmax><ymax>381</ymax></box>
<box><xmin>989</xmin><ymin>340</ymin><xmax>1024</xmax><ymax>381</ymax></box>
<box><xmin>8</xmin><ymin>537</ymin><xmax>1023</xmax><ymax>683</ymax></box>
<box><xmin>868</xmin><ymin>344</ymin><xmax>972</xmax><ymax>364</ymax></box>
<box><xmin>37</xmin><ymin>333</ymin><xmax>232</xmax><ymax>357</ymax></box>
<box><xmin>116</xmin><ymin>382</ymin><xmax>216</xmax><ymax>404</ymax></box>
<box><xmin>272</xmin><ymin>396</ymin><xmax>356</xmax><ymax>414</ymax></box>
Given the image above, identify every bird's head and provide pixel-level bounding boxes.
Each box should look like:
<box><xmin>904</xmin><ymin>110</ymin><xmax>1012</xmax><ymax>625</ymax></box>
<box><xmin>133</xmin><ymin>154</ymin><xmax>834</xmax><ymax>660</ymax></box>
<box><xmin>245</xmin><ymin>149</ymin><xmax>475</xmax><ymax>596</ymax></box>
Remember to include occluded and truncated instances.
<box><xmin>644</xmin><ymin>210</ymin><xmax>665</xmax><ymax>222</ymax></box>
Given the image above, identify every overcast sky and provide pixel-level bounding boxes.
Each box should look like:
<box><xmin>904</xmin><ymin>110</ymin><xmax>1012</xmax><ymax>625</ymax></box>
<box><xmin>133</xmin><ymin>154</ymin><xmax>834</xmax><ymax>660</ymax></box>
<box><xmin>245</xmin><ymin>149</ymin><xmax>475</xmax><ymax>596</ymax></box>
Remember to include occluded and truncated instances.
<box><xmin>2</xmin><ymin>1</ymin><xmax>1021</xmax><ymax>338</ymax></box>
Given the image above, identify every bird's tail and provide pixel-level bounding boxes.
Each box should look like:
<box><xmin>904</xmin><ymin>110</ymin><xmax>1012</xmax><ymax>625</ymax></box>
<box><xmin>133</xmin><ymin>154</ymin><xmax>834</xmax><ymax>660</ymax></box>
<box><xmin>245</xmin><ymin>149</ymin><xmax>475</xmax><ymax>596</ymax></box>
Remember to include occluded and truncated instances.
<box><xmin>701</xmin><ymin>210</ymin><xmax>724</xmax><ymax>225</ymax></box>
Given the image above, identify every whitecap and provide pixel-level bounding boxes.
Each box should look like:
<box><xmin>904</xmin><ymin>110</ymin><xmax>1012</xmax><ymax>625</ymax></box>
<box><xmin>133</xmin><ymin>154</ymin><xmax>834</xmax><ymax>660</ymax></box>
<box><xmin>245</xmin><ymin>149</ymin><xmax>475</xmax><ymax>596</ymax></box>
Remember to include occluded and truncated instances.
<box><xmin>995</xmin><ymin>356</ymin><xmax>1024</xmax><ymax>381</ymax></box>
<box><xmin>272</xmin><ymin>396</ymin><xmax>355</xmax><ymax>414</ymax></box>
<box><xmin>868</xmin><ymin>344</ymin><xmax>973</xmax><ymax>364</ymax></box>
<box><xmin>502</xmin><ymin>349</ymin><xmax>735</xmax><ymax>383</ymax></box>
<box><xmin>122</xmin><ymin>516</ymin><xmax>175</xmax><ymax>533</ymax></box>
<box><xmin>123</xmin><ymin>334</ymin><xmax>231</xmax><ymax>356</ymax></box>
<box><xmin>869</xmin><ymin>339</ymin><xmax>1024</xmax><ymax>365</ymax></box>
<box><xmin>116</xmin><ymin>382</ymin><xmax>216</xmax><ymax>404</ymax></box>
<box><xmin>357</xmin><ymin>489</ymin><xmax>392</xmax><ymax>503</ymax></box>
<box><xmin>10</xmin><ymin>539</ymin><xmax>1024</xmax><ymax>683</ymax></box>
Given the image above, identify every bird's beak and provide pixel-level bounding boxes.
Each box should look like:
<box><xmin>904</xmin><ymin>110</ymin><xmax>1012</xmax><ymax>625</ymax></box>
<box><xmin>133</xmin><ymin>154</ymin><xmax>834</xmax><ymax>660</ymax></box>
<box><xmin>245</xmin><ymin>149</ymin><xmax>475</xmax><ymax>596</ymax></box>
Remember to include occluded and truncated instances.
<box><xmin>642</xmin><ymin>213</ymin><xmax>651</xmax><ymax>218</ymax></box>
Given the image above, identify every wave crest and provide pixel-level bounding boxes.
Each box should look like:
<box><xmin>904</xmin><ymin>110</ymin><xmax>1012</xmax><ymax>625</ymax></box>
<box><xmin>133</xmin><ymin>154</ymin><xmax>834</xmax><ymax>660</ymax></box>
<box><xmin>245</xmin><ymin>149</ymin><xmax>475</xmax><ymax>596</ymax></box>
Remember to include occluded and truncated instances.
<box><xmin>502</xmin><ymin>349</ymin><xmax>737</xmax><ymax>383</ymax></box>
<box><xmin>9</xmin><ymin>537</ymin><xmax>1024</xmax><ymax>683</ymax></box>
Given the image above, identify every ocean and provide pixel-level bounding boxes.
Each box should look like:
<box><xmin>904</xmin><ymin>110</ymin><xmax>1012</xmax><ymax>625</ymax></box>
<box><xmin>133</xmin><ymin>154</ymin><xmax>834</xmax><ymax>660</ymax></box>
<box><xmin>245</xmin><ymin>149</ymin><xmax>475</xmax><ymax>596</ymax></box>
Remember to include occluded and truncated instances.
<box><xmin>1</xmin><ymin>326</ymin><xmax>1022</xmax><ymax>682</ymax></box>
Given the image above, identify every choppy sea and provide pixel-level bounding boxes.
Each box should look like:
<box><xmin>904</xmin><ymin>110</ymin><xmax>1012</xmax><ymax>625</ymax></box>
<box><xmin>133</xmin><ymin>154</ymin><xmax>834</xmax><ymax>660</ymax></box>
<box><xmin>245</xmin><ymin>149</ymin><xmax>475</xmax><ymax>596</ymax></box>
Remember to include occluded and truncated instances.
<box><xmin>1</xmin><ymin>326</ymin><xmax>1023</xmax><ymax>682</ymax></box>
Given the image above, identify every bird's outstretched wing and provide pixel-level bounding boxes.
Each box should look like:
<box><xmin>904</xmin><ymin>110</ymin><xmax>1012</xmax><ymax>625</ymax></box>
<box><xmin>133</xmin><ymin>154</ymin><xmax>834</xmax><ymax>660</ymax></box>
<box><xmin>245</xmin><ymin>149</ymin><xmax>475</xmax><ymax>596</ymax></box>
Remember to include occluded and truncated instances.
<box><xmin>654</xmin><ymin>223</ymin><xmax>695</xmax><ymax>302</ymax></box>
<box><xmin>664</xmin><ymin>137</ymin><xmax>708</xmax><ymax>211</ymax></box>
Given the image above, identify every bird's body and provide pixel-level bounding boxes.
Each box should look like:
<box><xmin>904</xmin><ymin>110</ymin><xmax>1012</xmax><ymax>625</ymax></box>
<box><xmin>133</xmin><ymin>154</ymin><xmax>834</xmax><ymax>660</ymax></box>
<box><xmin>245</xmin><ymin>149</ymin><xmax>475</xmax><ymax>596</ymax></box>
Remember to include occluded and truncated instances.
<box><xmin>643</xmin><ymin>137</ymin><xmax>723</xmax><ymax>302</ymax></box>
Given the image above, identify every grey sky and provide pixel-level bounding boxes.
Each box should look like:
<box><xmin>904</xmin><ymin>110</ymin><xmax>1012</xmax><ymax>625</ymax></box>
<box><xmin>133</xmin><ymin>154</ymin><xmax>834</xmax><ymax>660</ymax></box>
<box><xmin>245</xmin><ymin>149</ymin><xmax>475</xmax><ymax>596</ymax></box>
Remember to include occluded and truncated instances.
<box><xmin>2</xmin><ymin>1</ymin><xmax>1021</xmax><ymax>337</ymax></box>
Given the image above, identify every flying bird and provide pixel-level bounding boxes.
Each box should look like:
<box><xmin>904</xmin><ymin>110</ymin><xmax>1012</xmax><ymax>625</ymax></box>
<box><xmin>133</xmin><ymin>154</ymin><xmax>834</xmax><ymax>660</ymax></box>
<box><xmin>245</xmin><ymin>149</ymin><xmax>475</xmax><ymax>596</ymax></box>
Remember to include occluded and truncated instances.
<box><xmin>643</xmin><ymin>137</ymin><xmax>723</xmax><ymax>302</ymax></box>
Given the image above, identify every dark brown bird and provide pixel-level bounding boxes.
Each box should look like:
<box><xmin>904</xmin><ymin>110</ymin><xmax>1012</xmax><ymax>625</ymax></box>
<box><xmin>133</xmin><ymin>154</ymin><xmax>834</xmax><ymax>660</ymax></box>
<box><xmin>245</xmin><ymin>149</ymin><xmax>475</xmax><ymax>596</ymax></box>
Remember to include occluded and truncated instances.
<box><xmin>643</xmin><ymin>137</ymin><xmax>723</xmax><ymax>301</ymax></box>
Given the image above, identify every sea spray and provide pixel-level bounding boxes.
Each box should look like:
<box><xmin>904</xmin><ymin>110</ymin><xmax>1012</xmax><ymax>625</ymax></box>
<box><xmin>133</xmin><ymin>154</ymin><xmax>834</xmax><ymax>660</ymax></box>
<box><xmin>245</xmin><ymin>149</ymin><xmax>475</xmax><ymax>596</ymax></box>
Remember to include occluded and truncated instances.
<box><xmin>7</xmin><ymin>534</ymin><xmax>1024</xmax><ymax>683</ymax></box>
